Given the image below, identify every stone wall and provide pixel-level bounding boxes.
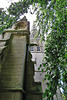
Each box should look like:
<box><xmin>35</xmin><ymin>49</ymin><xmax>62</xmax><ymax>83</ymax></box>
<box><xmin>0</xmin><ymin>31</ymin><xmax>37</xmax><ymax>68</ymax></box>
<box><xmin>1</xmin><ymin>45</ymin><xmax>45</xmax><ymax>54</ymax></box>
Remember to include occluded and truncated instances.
<box><xmin>0</xmin><ymin>31</ymin><xmax>26</xmax><ymax>100</ymax></box>
<box><xmin>0</xmin><ymin>33</ymin><xmax>12</xmax><ymax>72</ymax></box>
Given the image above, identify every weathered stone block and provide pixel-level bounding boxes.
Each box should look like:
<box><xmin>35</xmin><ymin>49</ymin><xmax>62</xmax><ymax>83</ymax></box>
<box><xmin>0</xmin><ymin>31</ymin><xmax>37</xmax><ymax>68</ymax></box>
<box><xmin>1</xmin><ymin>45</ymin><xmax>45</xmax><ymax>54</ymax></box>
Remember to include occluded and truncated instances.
<box><xmin>0</xmin><ymin>92</ymin><xmax>23</xmax><ymax>100</ymax></box>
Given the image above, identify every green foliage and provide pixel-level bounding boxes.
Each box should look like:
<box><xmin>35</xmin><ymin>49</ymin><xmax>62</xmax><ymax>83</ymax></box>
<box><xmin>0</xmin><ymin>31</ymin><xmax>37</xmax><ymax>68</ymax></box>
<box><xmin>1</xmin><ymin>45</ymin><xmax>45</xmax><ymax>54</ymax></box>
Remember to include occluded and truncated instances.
<box><xmin>0</xmin><ymin>9</ymin><xmax>19</xmax><ymax>34</ymax></box>
<box><xmin>37</xmin><ymin>0</ymin><xmax>67</xmax><ymax>99</ymax></box>
<box><xmin>0</xmin><ymin>0</ymin><xmax>67</xmax><ymax>99</ymax></box>
<box><xmin>8</xmin><ymin>1</ymin><xmax>28</xmax><ymax>16</ymax></box>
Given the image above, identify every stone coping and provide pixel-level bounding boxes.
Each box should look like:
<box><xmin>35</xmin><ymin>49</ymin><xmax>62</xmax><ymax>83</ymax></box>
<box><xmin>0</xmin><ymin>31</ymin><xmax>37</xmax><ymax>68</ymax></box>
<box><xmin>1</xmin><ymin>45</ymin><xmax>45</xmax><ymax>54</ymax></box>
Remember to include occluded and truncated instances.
<box><xmin>4</xmin><ymin>29</ymin><xmax>30</xmax><ymax>43</ymax></box>
<box><xmin>31</xmin><ymin>51</ymin><xmax>44</xmax><ymax>53</ymax></box>
<box><xmin>4</xmin><ymin>33</ymin><xmax>12</xmax><ymax>39</ymax></box>
<box><xmin>4</xmin><ymin>29</ymin><xmax>30</xmax><ymax>35</ymax></box>
<box><xmin>0</xmin><ymin>39</ymin><xmax>10</xmax><ymax>42</ymax></box>
<box><xmin>0</xmin><ymin>88</ymin><xmax>25</xmax><ymax>93</ymax></box>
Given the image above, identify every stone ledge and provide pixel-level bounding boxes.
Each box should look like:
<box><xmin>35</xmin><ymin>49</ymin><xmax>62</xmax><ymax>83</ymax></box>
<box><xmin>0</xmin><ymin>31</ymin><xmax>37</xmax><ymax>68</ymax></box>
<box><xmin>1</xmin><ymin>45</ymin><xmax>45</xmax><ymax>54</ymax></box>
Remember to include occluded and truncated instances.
<box><xmin>0</xmin><ymin>39</ymin><xmax>10</xmax><ymax>42</ymax></box>
<box><xmin>4</xmin><ymin>29</ymin><xmax>30</xmax><ymax>33</ymax></box>
<box><xmin>0</xmin><ymin>88</ymin><xmax>25</xmax><ymax>93</ymax></box>
<box><xmin>4</xmin><ymin>29</ymin><xmax>30</xmax><ymax>44</ymax></box>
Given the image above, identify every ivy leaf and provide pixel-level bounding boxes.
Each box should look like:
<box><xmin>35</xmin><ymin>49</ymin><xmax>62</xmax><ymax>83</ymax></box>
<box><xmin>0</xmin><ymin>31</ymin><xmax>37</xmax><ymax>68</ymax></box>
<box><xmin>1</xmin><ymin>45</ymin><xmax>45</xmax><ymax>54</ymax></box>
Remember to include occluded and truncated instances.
<box><xmin>46</xmin><ymin>67</ymin><xmax>50</xmax><ymax>71</ymax></box>
<box><xmin>41</xmin><ymin>68</ymin><xmax>44</xmax><ymax>72</ymax></box>
<box><xmin>45</xmin><ymin>74</ymin><xmax>49</xmax><ymax>78</ymax></box>
<box><xmin>65</xmin><ymin>53</ymin><xmax>67</xmax><ymax>58</ymax></box>
<box><xmin>38</xmin><ymin>64</ymin><xmax>42</xmax><ymax>70</ymax></box>
<box><xmin>43</xmin><ymin>63</ymin><xmax>46</xmax><ymax>67</ymax></box>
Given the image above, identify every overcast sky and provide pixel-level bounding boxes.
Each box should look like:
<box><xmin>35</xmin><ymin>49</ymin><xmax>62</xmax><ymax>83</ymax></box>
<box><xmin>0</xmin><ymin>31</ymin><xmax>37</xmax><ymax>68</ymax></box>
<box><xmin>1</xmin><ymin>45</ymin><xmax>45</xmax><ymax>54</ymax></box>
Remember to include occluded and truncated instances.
<box><xmin>0</xmin><ymin>0</ymin><xmax>36</xmax><ymax>30</ymax></box>
<box><xmin>0</xmin><ymin>0</ymin><xmax>21</xmax><ymax>9</ymax></box>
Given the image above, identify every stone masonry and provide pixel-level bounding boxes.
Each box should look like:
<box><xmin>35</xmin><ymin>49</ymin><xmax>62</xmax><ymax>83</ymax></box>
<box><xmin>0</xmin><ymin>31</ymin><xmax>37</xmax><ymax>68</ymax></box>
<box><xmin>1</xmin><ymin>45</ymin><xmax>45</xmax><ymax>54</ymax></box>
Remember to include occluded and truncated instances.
<box><xmin>0</xmin><ymin>16</ymin><xmax>42</xmax><ymax>100</ymax></box>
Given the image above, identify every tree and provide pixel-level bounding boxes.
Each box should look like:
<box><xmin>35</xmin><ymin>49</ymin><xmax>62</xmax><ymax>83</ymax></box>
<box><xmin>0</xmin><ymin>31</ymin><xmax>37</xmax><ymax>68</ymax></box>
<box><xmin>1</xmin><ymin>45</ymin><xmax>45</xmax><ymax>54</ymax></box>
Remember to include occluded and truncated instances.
<box><xmin>35</xmin><ymin>0</ymin><xmax>67</xmax><ymax>99</ymax></box>
<box><xmin>0</xmin><ymin>0</ymin><xmax>67</xmax><ymax>99</ymax></box>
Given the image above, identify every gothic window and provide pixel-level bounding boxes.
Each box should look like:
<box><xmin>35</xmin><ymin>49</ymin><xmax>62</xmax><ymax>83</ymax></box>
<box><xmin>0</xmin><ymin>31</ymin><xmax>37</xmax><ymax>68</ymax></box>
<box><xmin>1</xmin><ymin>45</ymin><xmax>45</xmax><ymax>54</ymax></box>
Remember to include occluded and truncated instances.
<box><xmin>37</xmin><ymin>46</ymin><xmax>40</xmax><ymax>51</ymax></box>
<box><xmin>30</xmin><ymin>46</ymin><xmax>34</xmax><ymax>51</ymax></box>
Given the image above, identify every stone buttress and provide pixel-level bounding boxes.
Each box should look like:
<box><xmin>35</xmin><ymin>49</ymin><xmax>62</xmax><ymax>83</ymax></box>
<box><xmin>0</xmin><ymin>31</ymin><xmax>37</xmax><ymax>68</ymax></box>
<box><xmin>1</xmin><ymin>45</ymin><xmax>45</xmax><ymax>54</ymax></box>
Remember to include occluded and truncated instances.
<box><xmin>0</xmin><ymin>16</ymin><xmax>42</xmax><ymax>100</ymax></box>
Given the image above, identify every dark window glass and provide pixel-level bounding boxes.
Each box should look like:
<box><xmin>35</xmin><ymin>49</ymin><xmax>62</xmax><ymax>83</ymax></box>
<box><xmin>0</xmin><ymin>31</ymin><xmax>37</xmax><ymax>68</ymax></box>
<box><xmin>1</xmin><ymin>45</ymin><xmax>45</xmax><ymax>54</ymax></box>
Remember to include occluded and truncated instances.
<box><xmin>30</xmin><ymin>46</ymin><xmax>34</xmax><ymax>51</ymax></box>
<box><xmin>37</xmin><ymin>46</ymin><xmax>40</xmax><ymax>51</ymax></box>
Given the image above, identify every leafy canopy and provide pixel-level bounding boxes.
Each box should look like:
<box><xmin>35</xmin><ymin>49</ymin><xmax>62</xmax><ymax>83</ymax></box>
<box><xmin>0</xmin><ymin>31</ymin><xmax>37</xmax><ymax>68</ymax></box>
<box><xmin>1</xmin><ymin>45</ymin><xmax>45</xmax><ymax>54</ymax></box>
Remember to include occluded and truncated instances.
<box><xmin>0</xmin><ymin>0</ymin><xmax>67</xmax><ymax>100</ymax></box>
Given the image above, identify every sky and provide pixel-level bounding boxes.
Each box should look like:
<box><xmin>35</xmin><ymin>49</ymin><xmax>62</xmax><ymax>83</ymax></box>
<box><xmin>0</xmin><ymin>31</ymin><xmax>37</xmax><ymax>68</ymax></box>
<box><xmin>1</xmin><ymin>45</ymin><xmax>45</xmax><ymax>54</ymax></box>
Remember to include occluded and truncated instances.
<box><xmin>0</xmin><ymin>0</ymin><xmax>36</xmax><ymax>30</ymax></box>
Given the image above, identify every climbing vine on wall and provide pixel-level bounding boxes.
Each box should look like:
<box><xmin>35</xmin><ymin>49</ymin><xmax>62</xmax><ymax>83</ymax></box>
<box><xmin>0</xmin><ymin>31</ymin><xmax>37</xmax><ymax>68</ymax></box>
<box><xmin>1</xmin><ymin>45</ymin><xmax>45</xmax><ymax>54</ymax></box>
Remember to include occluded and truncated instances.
<box><xmin>0</xmin><ymin>0</ymin><xmax>67</xmax><ymax>99</ymax></box>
